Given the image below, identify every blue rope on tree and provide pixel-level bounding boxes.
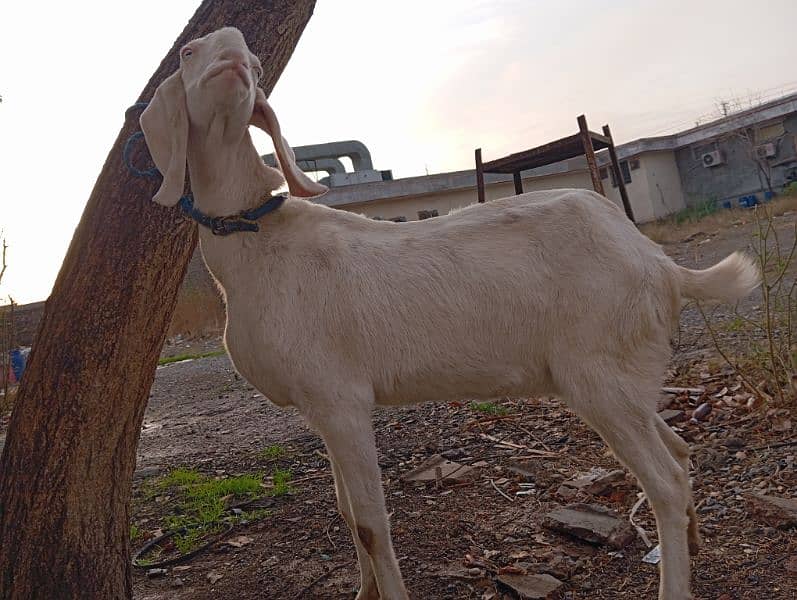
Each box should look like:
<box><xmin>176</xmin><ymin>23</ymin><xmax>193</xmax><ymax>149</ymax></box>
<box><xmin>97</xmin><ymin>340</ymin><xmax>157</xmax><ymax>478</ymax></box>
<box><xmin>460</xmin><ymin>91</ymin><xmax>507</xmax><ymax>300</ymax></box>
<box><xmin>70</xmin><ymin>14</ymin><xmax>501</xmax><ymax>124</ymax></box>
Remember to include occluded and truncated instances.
<box><xmin>123</xmin><ymin>102</ymin><xmax>161</xmax><ymax>180</ymax></box>
<box><xmin>123</xmin><ymin>131</ymin><xmax>161</xmax><ymax>180</ymax></box>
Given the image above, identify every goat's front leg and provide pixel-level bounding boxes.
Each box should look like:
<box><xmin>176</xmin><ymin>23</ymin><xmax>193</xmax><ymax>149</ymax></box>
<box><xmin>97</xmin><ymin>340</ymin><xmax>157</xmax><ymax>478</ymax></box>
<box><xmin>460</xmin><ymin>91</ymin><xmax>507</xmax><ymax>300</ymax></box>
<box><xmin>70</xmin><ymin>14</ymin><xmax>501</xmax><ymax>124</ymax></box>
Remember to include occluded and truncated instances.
<box><xmin>330</xmin><ymin>457</ymin><xmax>380</xmax><ymax>599</ymax></box>
<box><xmin>307</xmin><ymin>401</ymin><xmax>408</xmax><ymax>600</ymax></box>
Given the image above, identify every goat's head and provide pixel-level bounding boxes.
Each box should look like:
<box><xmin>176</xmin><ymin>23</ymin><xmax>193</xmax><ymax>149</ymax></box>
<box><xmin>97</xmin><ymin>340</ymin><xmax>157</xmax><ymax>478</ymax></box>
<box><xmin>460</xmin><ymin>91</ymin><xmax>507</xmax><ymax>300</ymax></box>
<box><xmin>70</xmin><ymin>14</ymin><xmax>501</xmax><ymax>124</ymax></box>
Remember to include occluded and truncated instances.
<box><xmin>140</xmin><ymin>27</ymin><xmax>327</xmax><ymax>207</ymax></box>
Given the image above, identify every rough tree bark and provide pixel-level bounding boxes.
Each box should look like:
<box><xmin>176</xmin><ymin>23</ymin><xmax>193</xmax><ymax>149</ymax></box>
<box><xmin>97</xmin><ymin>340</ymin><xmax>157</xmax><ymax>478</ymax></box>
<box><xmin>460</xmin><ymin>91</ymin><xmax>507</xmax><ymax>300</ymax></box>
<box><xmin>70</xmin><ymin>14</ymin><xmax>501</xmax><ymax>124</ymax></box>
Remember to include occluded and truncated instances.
<box><xmin>0</xmin><ymin>1</ymin><xmax>317</xmax><ymax>598</ymax></box>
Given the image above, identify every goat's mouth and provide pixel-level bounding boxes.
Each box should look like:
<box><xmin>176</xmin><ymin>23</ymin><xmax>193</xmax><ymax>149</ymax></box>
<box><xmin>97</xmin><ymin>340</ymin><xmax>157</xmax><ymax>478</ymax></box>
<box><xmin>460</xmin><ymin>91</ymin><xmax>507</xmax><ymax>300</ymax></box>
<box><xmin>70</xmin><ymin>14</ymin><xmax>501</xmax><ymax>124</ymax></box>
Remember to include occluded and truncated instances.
<box><xmin>203</xmin><ymin>62</ymin><xmax>251</xmax><ymax>87</ymax></box>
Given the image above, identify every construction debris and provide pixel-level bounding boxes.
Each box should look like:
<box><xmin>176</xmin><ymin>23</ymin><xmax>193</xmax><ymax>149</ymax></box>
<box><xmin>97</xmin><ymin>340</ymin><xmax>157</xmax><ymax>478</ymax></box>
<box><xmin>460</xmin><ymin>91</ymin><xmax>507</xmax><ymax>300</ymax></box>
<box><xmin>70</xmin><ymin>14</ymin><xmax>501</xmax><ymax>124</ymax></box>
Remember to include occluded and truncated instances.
<box><xmin>497</xmin><ymin>573</ymin><xmax>564</xmax><ymax>599</ymax></box>
<box><xmin>746</xmin><ymin>494</ymin><xmax>797</xmax><ymax>529</ymax></box>
<box><xmin>400</xmin><ymin>454</ymin><xmax>475</xmax><ymax>482</ymax></box>
<box><xmin>542</xmin><ymin>503</ymin><xmax>636</xmax><ymax>549</ymax></box>
<box><xmin>556</xmin><ymin>468</ymin><xmax>625</xmax><ymax>499</ymax></box>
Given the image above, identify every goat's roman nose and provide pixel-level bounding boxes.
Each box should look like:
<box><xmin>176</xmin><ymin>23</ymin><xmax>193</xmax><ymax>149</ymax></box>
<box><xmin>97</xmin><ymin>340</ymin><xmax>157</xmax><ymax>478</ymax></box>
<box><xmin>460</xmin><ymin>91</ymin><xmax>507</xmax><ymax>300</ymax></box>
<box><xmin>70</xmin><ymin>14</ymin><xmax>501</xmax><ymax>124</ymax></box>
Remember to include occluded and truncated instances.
<box><xmin>219</xmin><ymin>48</ymin><xmax>248</xmax><ymax>66</ymax></box>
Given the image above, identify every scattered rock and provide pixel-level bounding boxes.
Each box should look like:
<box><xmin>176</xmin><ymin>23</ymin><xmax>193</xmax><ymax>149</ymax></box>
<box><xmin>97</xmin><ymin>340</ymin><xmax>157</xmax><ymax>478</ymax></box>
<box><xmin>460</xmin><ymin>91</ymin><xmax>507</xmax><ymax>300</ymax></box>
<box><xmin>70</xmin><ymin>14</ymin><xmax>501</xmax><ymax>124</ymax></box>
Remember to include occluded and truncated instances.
<box><xmin>146</xmin><ymin>568</ymin><xmax>167</xmax><ymax>578</ymax></box>
<box><xmin>542</xmin><ymin>503</ymin><xmax>636</xmax><ymax>549</ymax></box>
<box><xmin>207</xmin><ymin>572</ymin><xmax>224</xmax><ymax>584</ymax></box>
<box><xmin>692</xmin><ymin>402</ymin><xmax>712</xmax><ymax>421</ymax></box>
<box><xmin>400</xmin><ymin>454</ymin><xmax>475</xmax><ymax>482</ymax></box>
<box><xmin>723</xmin><ymin>437</ymin><xmax>745</xmax><ymax>449</ymax></box>
<box><xmin>786</xmin><ymin>555</ymin><xmax>797</xmax><ymax>576</ymax></box>
<box><xmin>642</xmin><ymin>545</ymin><xmax>661</xmax><ymax>565</ymax></box>
<box><xmin>133</xmin><ymin>466</ymin><xmax>161</xmax><ymax>480</ymax></box>
<box><xmin>227</xmin><ymin>535</ymin><xmax>254</xmax><ymax>548</ymax></box>
<box><xmin>497</xmin><ymin>573</ymin><xmax>563</xmax><ymax>599</ymax></box>
<box><xmin>507</xmin><ymin>461</ymin><xmax>536</xmax><ymax>482</ymax></box>
<box><xmin>746</xmin><ymin>494</ymin><xmax>797</xmax><ymax>529</ymax></box>
<box><xmin>171</xmin><ymin>577</ymin><xmax>185</xmax><ymax>588</ymax></box>
<box><xmin>557</xmin><ymin>468</ymin><xmax>625</xmax><ymax>498</ymax></box>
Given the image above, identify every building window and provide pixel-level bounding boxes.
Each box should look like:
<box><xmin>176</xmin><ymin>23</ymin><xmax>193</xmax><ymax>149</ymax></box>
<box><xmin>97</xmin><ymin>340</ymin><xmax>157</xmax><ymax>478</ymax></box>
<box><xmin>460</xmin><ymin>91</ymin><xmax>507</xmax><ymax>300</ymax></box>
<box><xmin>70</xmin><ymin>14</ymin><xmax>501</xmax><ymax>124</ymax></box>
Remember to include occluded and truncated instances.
<box><xmin>599</xmin><ymin>167</ymin><xmax>609</xmax><ymax>180</ymax></box>
<box><xmin>418</xmin><ymin>209</ymin><xmax>439</xmax><ymax>220</ymax></box>
<box><xmin>620</xmin><ymin>161</ymin><xmax>632</xmax><ymax>183</ymax></box>
<box><xmin>610</xmin><ymin>161</ymin><xmax>632</xmax><ymax>187</ymax></box>
<box><xmin>629</xmin><ymin>158</ymin><xmax>640</xmax><ymax>171</ymax></box>
<box><xmin>756</xmin><ymin>121</ymin><xmax>785</xmax><ymax>142</ymax></box>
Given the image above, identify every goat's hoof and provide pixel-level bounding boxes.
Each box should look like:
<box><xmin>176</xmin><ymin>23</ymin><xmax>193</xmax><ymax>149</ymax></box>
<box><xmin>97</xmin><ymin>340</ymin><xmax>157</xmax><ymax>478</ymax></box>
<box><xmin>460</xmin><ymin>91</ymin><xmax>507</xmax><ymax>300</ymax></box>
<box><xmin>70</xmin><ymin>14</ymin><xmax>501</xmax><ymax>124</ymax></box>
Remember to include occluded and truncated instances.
<box><xmin>355</xmin><ymin>587</ymin><xmax>380</xmax><ymax>600</ymax></box>
<box><xmin>688</xmin><ymin>531</ymin><xmax>702</xmax><ymax>556</ymax></box>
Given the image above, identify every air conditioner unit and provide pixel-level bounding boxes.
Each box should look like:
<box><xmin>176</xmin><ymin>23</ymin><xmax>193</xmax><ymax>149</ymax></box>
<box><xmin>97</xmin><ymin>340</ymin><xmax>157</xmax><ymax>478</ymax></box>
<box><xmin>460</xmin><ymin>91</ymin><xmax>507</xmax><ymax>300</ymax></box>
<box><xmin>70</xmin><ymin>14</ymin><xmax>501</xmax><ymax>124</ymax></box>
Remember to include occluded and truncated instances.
<box><xmin>701</xmin><ymin>150</ymin><xmax>725</xmax><ymax>168</ymax></box>
<box><xmin>755</xmin><ymin>143</ymin><xmax>776</xmax><ymax>159</ymax></box>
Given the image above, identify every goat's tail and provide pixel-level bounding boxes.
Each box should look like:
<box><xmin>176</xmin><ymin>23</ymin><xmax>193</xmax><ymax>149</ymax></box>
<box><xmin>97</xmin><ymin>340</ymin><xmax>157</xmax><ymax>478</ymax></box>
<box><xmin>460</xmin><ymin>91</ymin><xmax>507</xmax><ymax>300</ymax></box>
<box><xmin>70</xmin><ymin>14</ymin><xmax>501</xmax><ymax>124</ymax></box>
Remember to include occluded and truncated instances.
<box><xmin>678</xmin><ymin>252</ymin><xmax>760</xmax><ymax>303</ymax></box>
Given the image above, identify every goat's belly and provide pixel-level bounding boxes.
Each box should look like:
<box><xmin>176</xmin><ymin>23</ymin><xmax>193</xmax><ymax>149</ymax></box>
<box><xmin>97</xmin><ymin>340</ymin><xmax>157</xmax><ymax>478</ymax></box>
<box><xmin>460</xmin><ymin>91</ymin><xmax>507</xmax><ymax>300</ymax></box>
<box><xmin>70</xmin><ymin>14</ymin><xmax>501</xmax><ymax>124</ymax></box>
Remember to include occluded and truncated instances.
<box><xmin>373</xmin><ymin>361</ymin><xmax>552</xmax><ymax>407</ymax></box>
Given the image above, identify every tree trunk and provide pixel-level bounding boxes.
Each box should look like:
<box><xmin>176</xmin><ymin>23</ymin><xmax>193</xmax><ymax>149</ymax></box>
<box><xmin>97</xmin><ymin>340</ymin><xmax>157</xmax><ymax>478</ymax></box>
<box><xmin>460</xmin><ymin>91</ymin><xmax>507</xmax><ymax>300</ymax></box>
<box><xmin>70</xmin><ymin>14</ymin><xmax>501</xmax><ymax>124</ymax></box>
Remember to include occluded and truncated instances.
<box><xmin>0</xmin><ymin>2</ymin><xmax>317</xmax><ymax>598</ymax></box>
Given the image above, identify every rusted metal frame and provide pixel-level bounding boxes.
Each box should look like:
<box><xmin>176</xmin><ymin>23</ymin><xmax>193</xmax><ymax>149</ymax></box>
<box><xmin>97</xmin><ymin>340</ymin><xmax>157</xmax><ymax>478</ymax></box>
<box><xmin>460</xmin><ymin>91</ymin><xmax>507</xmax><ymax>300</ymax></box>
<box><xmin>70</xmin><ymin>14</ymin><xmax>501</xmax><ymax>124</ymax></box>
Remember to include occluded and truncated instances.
<box><xmin>603</xmin><ymin>124</ymin><xmax>635</xmax><ymax>222</ymax></box>
<box><xmin>578</xmin><ymin>114</ymin><xmax>605</xmax><ymax>196</ymax></box>
<box><xmin>483</xmin><ymin>133</ymin><xmax>612</xmax><ymax>174</ymax></box>
<box><xmin>475</xmin><ymin>148</ymin><xmax>486</xmax><ymax>203</ymax></box>
<box><xmin>513</xmin><ymin>171</ymin><xmax>523</xmax><ymax>195</ymax></box>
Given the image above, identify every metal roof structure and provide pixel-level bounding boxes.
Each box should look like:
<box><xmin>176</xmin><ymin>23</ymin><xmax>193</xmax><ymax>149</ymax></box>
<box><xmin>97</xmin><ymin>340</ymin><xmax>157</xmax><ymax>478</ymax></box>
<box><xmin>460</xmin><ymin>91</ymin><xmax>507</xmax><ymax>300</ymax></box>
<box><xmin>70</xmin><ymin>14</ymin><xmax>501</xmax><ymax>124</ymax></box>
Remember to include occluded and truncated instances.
<box><xmin>475</xmin><ymin>114</ymin><xmax>635</xmax><ymax>222</ymax></box>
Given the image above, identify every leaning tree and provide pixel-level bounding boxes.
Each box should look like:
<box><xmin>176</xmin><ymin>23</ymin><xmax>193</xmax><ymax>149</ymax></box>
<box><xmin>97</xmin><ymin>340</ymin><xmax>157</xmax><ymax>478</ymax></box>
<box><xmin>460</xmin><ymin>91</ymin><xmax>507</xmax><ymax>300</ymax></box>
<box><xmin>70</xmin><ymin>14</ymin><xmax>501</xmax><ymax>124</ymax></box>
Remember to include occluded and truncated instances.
<box><xmin>0</xmin><ymin>1</ymin><xmax>317</xmax><ymax>598</ymax></box>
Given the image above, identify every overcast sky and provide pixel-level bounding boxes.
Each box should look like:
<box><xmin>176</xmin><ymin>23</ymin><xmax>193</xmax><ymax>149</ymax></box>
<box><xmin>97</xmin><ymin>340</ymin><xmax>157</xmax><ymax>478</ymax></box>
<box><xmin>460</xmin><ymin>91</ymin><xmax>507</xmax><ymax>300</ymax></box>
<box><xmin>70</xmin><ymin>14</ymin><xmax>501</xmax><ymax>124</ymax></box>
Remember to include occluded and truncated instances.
<box><xmin>2</xmin><ymin>0</ymin><xmax>797</xmax><ymax>303</ymax></box>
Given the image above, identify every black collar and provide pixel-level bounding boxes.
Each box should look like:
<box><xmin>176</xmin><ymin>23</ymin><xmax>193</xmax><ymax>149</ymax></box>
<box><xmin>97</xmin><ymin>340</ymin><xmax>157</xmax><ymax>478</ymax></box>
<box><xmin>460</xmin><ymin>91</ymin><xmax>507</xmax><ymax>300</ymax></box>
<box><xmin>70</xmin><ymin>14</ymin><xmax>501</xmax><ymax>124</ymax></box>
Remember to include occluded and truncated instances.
<box><xmin>178</xmin><ymin>193</ymin><xmax>287</xmax><ymax>236</ymax></box>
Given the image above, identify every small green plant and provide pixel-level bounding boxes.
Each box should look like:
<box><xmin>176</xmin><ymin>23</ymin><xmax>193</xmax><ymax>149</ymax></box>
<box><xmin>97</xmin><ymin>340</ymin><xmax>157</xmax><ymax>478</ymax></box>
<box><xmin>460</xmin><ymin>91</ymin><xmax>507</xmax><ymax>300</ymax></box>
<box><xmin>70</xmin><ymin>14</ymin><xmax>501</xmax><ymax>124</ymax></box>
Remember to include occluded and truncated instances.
<box><xmin>674</xmin><ymin>199</ymin><xmax>719</xmax><ymax>224</ymax></box>
<box><xmin>697</xmin><ymin>204</ymin><xmax>797</xmax><ymax>406</ymax></box>
<box><xmin>271</xmin><ymin>469</ymin><xmax>293</xmax><ymax>496</ymax></box>
<box><xmin>258</xmin><ymin>444</ymin><xmax>287</xmax><ymax>460</ymax></box>
<box><xmin>468</xmin><ymin>401</ymin><xmax>509</xmax><ymax>416</ymax></box>
<box><xmin>151</xmin><ymin>469</ymin><xmax>266</xmax><ymax>555</ymax></box>
<box><xmin>158</xmin><ymin>349</ymin><xmax>226</xmax><ymax>366</ymax></box>
<box><xmin>158</xmin><ymin>468</ymin><xmax>203</xmax><ymax>489</ymax></box>
<box><xmin>130</xmin><ymin>524</ymin><xmax>141</xmax><ymax>542</ymax></box>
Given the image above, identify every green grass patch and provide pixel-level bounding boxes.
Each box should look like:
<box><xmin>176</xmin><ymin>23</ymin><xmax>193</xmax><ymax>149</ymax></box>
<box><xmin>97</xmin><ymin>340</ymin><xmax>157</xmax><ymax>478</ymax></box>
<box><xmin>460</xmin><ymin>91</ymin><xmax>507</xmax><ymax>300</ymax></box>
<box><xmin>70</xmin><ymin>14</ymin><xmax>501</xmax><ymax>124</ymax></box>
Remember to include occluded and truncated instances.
<box><xmin>158</xmin><ymin>349</ymin><xmax>226</xmax><ymax>366</ymax></box>
<box><xmin>145</xmin><ymin>469</ymin><xmax>266</xmax><ymax>556</ymax></box>
<box><xmin>673</xmin><ymin>199</ymin><xmax>719</xmax><ymax>224</ymax></box>
<box><xmin>468</xmin><ymin>401</ymin><xmax>510</xmax><ymax>416</ymax></box>
<box><xmin>271</xmin><ymin>469</ymin><xmax>293</xmax><ymax>496</ymax></box>
<box><xmin>258</xmin><ymin>444</ymin><xmax>287</xmax><ymax>460</ymax></box>
<box><xmin>158</xmin><ymin>468</ymin><xmax>204</xmax><ymax>488</ymax></box>
<box><xmin>137</xmin><ymin>467</ymin><xmax>294</xmax><ymax>561</ymax></box>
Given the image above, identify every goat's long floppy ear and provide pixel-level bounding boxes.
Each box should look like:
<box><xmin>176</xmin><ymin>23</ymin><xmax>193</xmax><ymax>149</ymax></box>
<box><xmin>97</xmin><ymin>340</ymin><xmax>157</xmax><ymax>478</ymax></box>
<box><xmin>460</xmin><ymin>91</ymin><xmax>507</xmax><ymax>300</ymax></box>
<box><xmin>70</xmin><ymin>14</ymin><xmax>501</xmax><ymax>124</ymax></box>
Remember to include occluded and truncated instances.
<box><xmin>139</xmin><ymin>71</ymin><xmax>189</xmax><ymax>207</ymax></box>
<box><xmin>250</xmin><ymin>88</ymin><xmax>328</xmax><ymax>198</ymax></box>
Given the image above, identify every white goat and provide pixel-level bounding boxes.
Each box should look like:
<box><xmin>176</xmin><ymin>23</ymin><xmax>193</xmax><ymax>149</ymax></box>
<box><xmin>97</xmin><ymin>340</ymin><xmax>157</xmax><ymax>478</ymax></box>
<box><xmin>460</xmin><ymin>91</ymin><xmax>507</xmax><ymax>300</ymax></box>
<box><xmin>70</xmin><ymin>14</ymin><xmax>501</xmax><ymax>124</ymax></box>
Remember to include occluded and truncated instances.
<box><xmin>140</xmin><ymin>27</ymin><xmax>759</xmax><ymax>600</ymax></box>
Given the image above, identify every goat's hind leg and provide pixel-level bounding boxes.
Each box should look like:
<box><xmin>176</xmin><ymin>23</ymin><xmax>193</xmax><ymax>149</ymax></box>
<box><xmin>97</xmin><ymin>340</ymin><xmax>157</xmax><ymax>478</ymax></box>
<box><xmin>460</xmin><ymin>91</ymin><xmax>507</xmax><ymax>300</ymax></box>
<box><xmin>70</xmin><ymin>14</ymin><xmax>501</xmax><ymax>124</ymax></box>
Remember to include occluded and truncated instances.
<box><xmin>560</xmin><ymin>374</ymin><xmax>693</xmax><ymax>600</ymax></box>
<box><xmin>329</xmin><ymin>457</ymin><xmax>380</xmax><ymax>600</ymax></box>
<box><xmin>655</xmin><ymin>416</ymin><xmax>701</xmax><ymax>555</ymax></box>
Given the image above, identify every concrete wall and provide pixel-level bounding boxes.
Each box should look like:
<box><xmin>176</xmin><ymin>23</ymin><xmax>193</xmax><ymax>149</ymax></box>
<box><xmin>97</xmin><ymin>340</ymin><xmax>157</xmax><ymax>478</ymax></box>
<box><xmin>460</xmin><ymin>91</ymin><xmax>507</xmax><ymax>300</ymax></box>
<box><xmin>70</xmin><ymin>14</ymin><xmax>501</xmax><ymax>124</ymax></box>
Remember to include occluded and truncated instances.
<box><xmin>342</xmin><ymin>169</ymin><xmax>595</xmax><ymax>221</ymax></box>
<box><xmin>676</xmin><ymin>114</ymin><xmax>797</xmax><ymax>207</ymax></box>
<box><xmin>599</xmin><ymin>151</ymin><xmax>685</xmax><ymax>223</ymax></box>
<box><xmin>641</xmin><ymin>151</ymin><xmax>687</xmax><ymax>220</ymax></box>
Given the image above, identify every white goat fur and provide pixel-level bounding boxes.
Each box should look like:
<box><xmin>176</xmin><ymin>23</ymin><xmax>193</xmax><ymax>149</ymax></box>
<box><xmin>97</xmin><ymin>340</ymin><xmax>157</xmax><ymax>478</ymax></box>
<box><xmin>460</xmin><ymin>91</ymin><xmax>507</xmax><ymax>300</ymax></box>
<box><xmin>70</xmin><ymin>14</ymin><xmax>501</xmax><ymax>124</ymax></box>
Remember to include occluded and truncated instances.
<box><xmin>140</xmin><ymin>28</ymin><xmax>760</xmax><ymax>600</ymax></box>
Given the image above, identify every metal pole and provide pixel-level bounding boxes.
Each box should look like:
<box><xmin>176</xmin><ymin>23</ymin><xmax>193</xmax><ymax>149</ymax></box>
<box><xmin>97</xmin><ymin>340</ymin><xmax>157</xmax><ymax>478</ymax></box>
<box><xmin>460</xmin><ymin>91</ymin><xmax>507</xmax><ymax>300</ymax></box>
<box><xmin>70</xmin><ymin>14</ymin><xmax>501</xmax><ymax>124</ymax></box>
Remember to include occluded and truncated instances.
<box><xmin>577</xmin><ymin>114</ymin><xmax>605</xmax><ymax>196</ymax></box>
<box><xmin>475</xmin><ymin>148</ymin><xmax>486</xmax><ymax>203</ymax></box>
<box><xmin>513</xmin><ymin>171</ymin><xmax>523</xmax><ymax>195</ymax></box>
<box><xmin>603</xmin><ymin>124</ymin><xmax>635</xmax><ymax>222</ymax></box>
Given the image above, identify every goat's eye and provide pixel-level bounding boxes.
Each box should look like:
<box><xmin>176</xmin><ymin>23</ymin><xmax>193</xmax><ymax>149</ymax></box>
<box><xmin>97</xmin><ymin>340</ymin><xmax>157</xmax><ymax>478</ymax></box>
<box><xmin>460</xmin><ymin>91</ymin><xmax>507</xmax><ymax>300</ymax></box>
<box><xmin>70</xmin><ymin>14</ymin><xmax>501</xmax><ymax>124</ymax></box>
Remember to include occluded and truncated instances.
<box><xmin>182</xmin><ymin>48</ymin><xmax>193</xmax><ymax>59</ymax></box>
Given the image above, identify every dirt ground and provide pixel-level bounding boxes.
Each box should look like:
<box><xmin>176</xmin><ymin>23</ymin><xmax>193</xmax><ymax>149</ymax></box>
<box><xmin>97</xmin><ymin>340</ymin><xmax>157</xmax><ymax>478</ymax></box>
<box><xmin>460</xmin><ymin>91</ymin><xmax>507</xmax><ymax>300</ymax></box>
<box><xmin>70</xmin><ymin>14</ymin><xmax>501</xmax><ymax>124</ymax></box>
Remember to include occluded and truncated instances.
<box><xmin>96</xmin><ymin>211</ymin><xmax>797</xmax><ymax>598</ymax></box>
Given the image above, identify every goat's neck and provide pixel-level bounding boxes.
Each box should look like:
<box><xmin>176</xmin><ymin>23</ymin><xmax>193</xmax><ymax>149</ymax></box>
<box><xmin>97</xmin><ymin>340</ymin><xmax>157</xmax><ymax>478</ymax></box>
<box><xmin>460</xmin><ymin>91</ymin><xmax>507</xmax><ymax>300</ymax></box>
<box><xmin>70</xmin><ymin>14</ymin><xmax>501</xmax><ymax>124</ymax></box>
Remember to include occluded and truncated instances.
<box><xmin>186</xmin><ymin>125</ymin><xmax>274</xmax><ymax>217</ymax></box>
